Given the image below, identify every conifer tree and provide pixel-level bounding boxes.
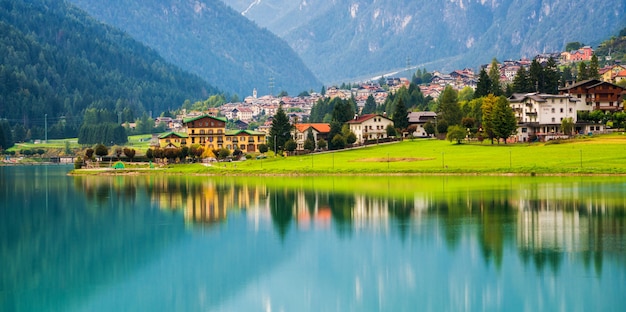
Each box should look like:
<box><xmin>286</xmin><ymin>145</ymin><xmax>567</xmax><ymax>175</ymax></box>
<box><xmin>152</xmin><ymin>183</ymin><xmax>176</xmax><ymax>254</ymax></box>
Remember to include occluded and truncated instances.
<box><xmin>475</xmin><ymin>68</ymin><xmax>492</xmax><ymax>98</ymax></box>
<box><xmin>437</xmin><ymin>86</ymin><xmax>462</xmax><ymax>128</ymax></box>
<box><xmin>268</xmin><ymin>105</ymin><xmax>292</xmax><ymax>153</ymax></box>
<box><xmin>362</xmin><ymin>95</ymin><xmax>377</xmax><ymax>114</ymax></box>
<box><xmin>393</xmin><ymin>98</ymin><xmax>409</xmax><ymax>131</ymax></box>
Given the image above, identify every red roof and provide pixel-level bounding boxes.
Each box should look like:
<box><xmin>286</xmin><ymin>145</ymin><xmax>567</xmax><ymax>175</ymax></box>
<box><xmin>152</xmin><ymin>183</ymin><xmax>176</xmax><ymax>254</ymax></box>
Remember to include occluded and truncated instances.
<box><xmin>295</xmin><ymin>123</ymin><xmax>331</xmax><ymax>134</ymax></box>
<box><xmin>347</xmin><ymin>114</ymin><xmax>389</xmax><ymax>124</ymax></box>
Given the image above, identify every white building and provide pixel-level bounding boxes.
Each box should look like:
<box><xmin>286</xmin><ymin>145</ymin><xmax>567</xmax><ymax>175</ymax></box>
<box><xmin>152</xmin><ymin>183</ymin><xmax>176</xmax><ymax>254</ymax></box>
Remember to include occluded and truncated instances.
<box><xmin>346</xmin><ymin>114</ymin><xmax>395</xmax><ymax>144</ymax></box>
<box><xmin>508</xmin><ymin>93</ymin><xmax>601</xmax><ymax>142</ymax></box>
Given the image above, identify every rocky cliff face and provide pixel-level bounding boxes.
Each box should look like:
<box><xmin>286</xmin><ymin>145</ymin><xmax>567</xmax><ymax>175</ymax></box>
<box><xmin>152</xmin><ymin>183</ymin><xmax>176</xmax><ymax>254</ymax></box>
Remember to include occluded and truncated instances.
<box><xmin>69</xmin><ymin>0</ymin><xmax>322</xmax><ymax>96</ymax></box>
<box><xmin>223</xmin><ymin>0</ymin><xmax>626</xmax><ymax>83</ymax></box>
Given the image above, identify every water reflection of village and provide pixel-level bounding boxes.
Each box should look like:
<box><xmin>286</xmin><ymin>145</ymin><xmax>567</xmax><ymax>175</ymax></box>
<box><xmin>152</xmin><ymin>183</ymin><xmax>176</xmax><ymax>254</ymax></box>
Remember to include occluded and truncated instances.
<box><xmin>77</xmin><ymin>176</ymin><xmax>626</xmax><ymax>273</ymax></box>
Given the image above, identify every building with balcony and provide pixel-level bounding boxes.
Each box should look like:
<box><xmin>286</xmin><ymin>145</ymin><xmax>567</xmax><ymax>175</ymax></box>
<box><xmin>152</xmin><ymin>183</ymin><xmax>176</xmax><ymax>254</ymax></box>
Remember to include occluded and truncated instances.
<box><xmin>292</xmin><ymin>123</ymin><xmax>331</xmax><ymax>151</ymax></box>
<box><xmin>347</xmin><ymin>114</ymin><xmax>394</xmax><ymax>144</ymax></box>
<box><xmin>559</xmin><ymin>79</ymin><xmax>626</xmax><ymax>113</ymax></box>
<box><xmin>509</xmin><ymin>93</ymin><xmax>601</xmax><ymax>142</ymax></box>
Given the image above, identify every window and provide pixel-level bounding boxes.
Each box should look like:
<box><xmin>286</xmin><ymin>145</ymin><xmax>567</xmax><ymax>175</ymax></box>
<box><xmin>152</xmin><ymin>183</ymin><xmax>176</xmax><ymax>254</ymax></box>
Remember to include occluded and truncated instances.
<box><xmin>569</xmin><ymin>108</ymin><xmax>573</xmax><ymax>113</ymax></box>
<box><xmin>551</xmin><ymin>108</ymin><xmax>555</xmax><ymax>113</ymax></box>
<box><xmin>200</xmin><ymin>130</ymin><xmax>205</xmax><ymax>134</ymax></box>
<box><xmin>560</xmin><ymin>108</ymin><xmax>563</xmax><ymax>113</ymax></box>
<box><xmin>551</xmin><ymin>117</ymin><xmax>555</xmax><ymax>122</ymax></box>
<box><xmin>209</xmin><ymin>130</ymin><xmax>213</xmax><ymax>134</ymax></box>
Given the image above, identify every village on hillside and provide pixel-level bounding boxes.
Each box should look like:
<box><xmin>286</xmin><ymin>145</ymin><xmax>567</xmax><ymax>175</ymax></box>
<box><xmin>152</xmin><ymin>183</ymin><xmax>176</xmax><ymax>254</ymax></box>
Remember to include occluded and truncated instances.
<box><xmin>152</xmin><ymin>45</ymin><xmax>626</xmax><ymax>156</ymax></box>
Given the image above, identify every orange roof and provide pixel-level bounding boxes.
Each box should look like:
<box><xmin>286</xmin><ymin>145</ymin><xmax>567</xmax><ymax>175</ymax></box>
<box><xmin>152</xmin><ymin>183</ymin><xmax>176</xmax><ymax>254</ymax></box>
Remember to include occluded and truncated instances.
<box><xmin>295</xmin><ymin>123</ymin><xmax>331</xmax><ymax>134</ymax></box>
<box><xmin>616</xmin><ymin>70</ymin><xmax>626</xmax><ymax>78</ymax></box>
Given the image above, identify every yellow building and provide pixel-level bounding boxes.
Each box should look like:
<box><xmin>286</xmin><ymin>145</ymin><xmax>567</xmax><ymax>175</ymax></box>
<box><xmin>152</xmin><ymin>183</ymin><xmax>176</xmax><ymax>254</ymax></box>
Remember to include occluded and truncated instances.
<box><xmin>156</xmin><ymin>114</ymin><xmax>267</xmax><ymax>153</ymax></box>
<box><xmin>183</xmin><ymin>114</ymin><xmax>227</xmax><ymax>150</ymax></box>
<box><xmin>225</xmin><ymin>130</ymin><xmax>267</xmax><ymax>152</ymax></box>
<box><xmin>157</xmin><ymin>132</ymin><xmax>188</xmax><ymax>148</ymax></box>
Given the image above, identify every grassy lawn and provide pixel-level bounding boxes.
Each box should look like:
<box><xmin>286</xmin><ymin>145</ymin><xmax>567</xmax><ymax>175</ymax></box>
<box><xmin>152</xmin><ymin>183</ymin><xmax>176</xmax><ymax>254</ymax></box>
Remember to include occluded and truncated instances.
<box><xmin>115</xmin><ymin>133</ymin><xmax>626</xmax><ymax>175</ymax></box>
<box><xmin>9</xmin><ymin>134</ymin><xmax>153</xmax><ymax>153</ymax></box>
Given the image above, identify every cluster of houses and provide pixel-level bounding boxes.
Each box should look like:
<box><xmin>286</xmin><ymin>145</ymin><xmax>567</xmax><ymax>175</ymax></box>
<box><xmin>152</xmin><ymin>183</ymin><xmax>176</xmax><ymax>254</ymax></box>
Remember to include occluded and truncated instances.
<box><xmin>153</xmin><ymin>43</ymin><xmax>625</xmax><ymax>154</ymax></box>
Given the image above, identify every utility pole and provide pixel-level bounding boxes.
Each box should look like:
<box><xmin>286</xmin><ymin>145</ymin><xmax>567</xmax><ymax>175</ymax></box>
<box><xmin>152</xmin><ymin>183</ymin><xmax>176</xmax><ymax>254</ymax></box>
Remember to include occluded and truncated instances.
<box><xmin>44</xmin><ymin>113</ymin><xmax>47</xmax><ymax>143</ymax></box>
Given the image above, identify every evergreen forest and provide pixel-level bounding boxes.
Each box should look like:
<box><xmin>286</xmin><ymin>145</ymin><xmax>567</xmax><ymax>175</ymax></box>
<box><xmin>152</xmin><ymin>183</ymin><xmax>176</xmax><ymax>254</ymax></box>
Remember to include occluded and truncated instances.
<box><xmin>0</xmin><ymin>0</ymin><xmax>218</xmax><ymax>143</ymax></box>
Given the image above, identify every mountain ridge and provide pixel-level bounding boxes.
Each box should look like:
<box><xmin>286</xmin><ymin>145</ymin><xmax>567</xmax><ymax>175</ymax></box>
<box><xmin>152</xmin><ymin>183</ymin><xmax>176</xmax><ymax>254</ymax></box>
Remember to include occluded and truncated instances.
<box><xmin>222</xmin><ymin>0</ymin><xmax>626</xmax><ymax>83</ymax></box>
<box><xmin>0</xmin><ymin>0</ymin><xmax>217</xmax><ymax>139</ymax></box>
<box><xmin>68</xmin><ymin>0</ymin><xmax>322</xmax><ymax>96</ymax></box>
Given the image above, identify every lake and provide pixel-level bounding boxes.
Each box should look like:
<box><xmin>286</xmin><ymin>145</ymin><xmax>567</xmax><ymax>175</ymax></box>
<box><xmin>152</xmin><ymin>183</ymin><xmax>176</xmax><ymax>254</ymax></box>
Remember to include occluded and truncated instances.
<box><xmin>1</xmin><ymin>165</ymin><xmax>625</xmax><ymax>311</ymax></box>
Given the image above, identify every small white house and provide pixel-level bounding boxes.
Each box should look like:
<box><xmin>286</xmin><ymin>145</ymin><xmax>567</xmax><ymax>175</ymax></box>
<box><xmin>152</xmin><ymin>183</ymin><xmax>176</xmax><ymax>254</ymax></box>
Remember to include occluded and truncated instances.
<box><xmin>347</xmin><ymin>114</ymin><xmax>395</xmax><ymax>144</ymax></box>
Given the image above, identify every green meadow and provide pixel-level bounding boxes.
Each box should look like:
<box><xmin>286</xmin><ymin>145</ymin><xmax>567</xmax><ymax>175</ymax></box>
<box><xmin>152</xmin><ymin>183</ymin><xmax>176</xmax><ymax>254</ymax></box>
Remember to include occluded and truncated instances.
<box><xmin>81</xmin><ymin>133</ymin><xmax>626</xmax><ymax>175</ymax></box>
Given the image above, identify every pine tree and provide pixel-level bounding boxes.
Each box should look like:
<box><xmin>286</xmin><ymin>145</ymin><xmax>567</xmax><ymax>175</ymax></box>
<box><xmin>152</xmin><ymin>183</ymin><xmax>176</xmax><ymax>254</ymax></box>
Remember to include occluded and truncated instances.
<box><xmin>393</xmin><ymin>98</ymin><xmax>409</xmax><ymax>131</ymax></box>
<box><xmin>542</xmin><ymin>58</ymin><xmax>560</xmax><ymax>94</ymax></box>
<box><xmin>269</xmin><ymin>105</ymin><xmax>292</xmax><ymax>153</ymax></box>
<box><xmin>488</xmin><ymin>58</ymin><xmax>503</xmax><ymax>96</ymax></box>
<box><xmin>362</xmin><ymin>95</ymin><xmax>377</xmax><ymax>114</ymax></box>
<box><xmin>588</xmin><ymin>55</ymin><xmax>600</xmax><ymax>79</ymax></box>
<box><xmin>437</xmin><ymin>86</ymin><xmax>462</xmax><ymax>128</ymax></box>
<box><xmin>492</xmin><ymin>96</ymin><xmax>517</xmax><ymax>144</ymax></box>
<box><xmin>529</xmin><ymin>59</ymin><xmax>544</xmax><ymax>92</ymax></box>
<box><xmin>475</xmin><ymin>68</ymin><xmax>492</xmax><ymax>98</ymax></box>
<box><xmin>512</xmin><ymin>66</ymin><xmax>532</xmax><ymax>93</ymax></box>
<box><xmin>577</xmin><ymin>62</ymin><xmax>589</xmax><ymax>81</ymax></box>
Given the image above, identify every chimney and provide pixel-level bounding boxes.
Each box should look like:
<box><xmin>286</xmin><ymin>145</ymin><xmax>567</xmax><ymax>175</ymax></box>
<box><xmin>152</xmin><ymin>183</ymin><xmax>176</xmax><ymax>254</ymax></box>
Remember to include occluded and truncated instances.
<box><xmin>354</xmin><ymin>114</ymin><xmax>358</xmax><ymax>120</ymax></box>
<box><xmin>383</xmin><ymin>111</ymin><xmax>387</xmax><ymax>117</ymax></box>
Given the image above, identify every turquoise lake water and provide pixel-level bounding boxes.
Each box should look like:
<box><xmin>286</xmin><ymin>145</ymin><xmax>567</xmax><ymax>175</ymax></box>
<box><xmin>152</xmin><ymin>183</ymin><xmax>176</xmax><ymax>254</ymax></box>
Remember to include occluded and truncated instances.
<box><xmin>1</xmin><ymin>165</ymin><xmax>625</xmax><ymax>311</ymax></box>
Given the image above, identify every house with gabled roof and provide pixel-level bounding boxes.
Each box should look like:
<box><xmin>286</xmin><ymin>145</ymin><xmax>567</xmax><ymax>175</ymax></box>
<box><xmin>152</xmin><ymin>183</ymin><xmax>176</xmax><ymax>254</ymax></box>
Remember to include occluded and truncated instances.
<box><xmin>559</xmin><ymin>79</ymin><xmax>626</xmax><ymax>112</ymax></box>
<box><xmin>183</xmin><ymin>114</ymin><xmax>227</xmax><ymax>150</ymax></box>
<box><xmin>292</xmin><ymin>123</ymin><xmax>331</xmax><ymax>151</ymax></box>
<box><xmin>346</xmin><ymin>114</ymin><xmax>394</xmax><ymax>144</ymax></box>
<box><xmin>509</xmin><ymin>92</ymin><xmax>601</xmax><ymax>142</ymax></box>
<box><xmin>158</xmin><ymin>132</ymin><xmax>188</xmax><ymax>148</ymax></box>
<box><xmin>224</xmin><ymin>130</ymin><xmax>267</xmax><ymax>152</ymax></box>
<box><xmin>407</xmin><ymin>112</ymin><xmax>437</xmax><ymax>137</ymax></box>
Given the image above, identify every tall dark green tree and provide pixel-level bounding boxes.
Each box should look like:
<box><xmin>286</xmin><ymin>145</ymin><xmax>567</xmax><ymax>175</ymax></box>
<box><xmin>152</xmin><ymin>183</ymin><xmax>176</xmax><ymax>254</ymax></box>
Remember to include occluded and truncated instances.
<box><xmin>542</xmin><ymin>58</ymin><xmax>560</xmax><ymax>94</ymax></box>
<box><xmin>331</xmin><ymin>98</ymin><xmax>355</xmax><ymax>123</ymax></box>
<box><xmin>328</xmin><ymin>121</ymin><xmax>344</xmax><ymax>150</ymax></box>
<box><xmin>268</xmin><ymin>105</ymin><xmax>292</xmax><ymax>154</ymax></box>
<box><xmin>577</xmin><ymin>62</ymin><xmax>589</xmax><ymax>81</ymax></box>
<box><xmin>529</xmin><ymin>59</ymin><xmax>544</xmax><ymax>92</ymax></box>
<box><xmin>560</xmin><ymin>66</ymin><xmax>574</xmax><ymax>87</ymax></box>
<box><xmin>362</xmin><ymin>95</ymin><xmax>377</xmax><ymax>114</ymax></box>
<box><xmin>437</xmin><ymin>86</ymin><xmax>462</xmax><ymax>128</ymax></box>
<box><xmin>0</xmin><ymin>120</ymin><xmax>14</xmax><ymax>150</ymax></box>
<box><xmin>475</xmin><ymin>68</ymin><xmax>492</xmax><ymax>98</ymax></box>
<box><xmin>393</xmin><ymin>98</ymin><xmax>409</xmax><ymax>131</ymax></box>
<box><xmin>588</xmin><ymin>55</ymin><xmax>600</xmax><ymax>79</ymax></box>
<box><xmin>491</xmin><ymin>96</ymin><xmax>517</xmax><ymax>144</ymax></box>
<box><xmin>488</xmin><ymin>59</ymin><xmax>503</xmax><ymax>96</ymax></box>
<box><xmin>512</xmin><ymin>66</ymin><xmax>532</xmax><ymax>93</ymax></box>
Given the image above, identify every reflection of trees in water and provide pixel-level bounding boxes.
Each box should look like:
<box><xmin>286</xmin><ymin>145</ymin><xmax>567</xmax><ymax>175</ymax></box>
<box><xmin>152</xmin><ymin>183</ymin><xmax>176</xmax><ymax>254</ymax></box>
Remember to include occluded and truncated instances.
<box><xmin>77</xmin><ymin>176</ymin><xmax>137</xmax><ymax>208</ymax></box>
<box><xmin>75</xmin><ymin>176</ymin><xmax>626</xmax><ymax>275</ymax></box>
<box><xmin>270</xmin><ymin>188</ymin><xmax>295</xmax><ymax>240</ymax></box>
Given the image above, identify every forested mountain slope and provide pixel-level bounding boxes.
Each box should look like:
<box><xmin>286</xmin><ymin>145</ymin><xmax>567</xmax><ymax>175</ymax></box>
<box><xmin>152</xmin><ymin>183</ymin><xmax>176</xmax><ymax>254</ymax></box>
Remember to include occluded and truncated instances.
<box><xmin>0</xmin><ymin>0</ymin><xmax>218</xmax><ymax>139</ymax></box>
<box><xmin>222</xmin><ymin>0</ymin><xmax>626</xmax><ymax>83</ymax></box>
<box><xmin>68</xmin><ymin>0</ymin><xmax>322</xmax><ymax>97</ymax></box>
